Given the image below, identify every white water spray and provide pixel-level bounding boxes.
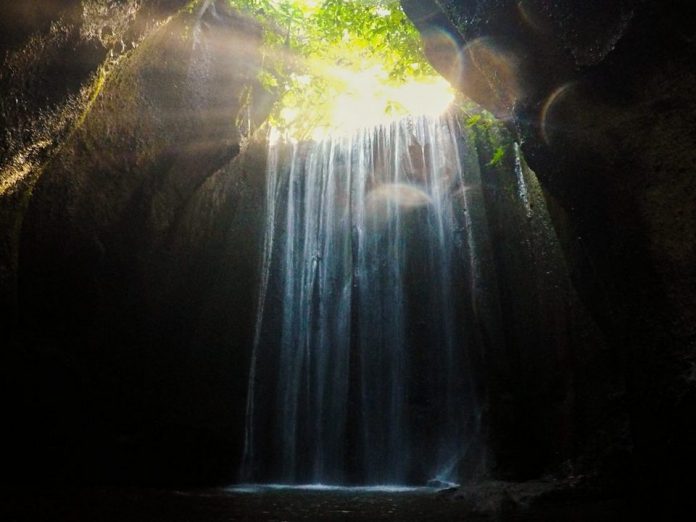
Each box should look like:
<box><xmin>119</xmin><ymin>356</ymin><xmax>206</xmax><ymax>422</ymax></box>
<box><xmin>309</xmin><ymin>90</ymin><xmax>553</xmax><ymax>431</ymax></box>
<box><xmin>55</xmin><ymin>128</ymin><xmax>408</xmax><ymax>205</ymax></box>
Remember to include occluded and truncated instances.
<box><xmin>242</xmin><ymin>112</ymin><xmax>487</xmax><ymax>485</ymax></box>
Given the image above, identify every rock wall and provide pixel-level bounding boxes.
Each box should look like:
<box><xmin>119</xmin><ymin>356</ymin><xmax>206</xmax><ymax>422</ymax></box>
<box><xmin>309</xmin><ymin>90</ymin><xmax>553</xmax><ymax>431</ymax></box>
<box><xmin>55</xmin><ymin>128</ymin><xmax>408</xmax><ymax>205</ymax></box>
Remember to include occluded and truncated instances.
<box><xmin>1</xmin><ymin>0</ymin><xmax>192</xmax><ymax>385</ymax></box>
<box><xmin>4</xmin><ymin>0</ymin><xmax>269</xmax><ymax>484</ymax></box>
<box><xmin>403</xmin><ymin>0</ymin><xmax>696</xmax><ymax>497</ymax></box>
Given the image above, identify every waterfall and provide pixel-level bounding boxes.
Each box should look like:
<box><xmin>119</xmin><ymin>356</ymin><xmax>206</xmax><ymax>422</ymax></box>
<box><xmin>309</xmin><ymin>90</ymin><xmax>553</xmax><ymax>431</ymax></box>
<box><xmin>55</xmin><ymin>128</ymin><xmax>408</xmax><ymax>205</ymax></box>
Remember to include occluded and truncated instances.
<box><xmin>241</xmin><ymin>112</ymin><xmax>489</xmax><ymax>486</ymax></box>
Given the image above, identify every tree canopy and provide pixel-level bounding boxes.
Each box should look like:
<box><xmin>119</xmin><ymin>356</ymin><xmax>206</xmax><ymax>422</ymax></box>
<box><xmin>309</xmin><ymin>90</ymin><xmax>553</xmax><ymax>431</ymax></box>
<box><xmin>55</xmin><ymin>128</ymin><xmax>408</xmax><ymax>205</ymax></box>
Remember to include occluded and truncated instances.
<box><xmin>229</xmin><ymin>0</ymin><xmax>452</xmax><ymax>139</ymax></box>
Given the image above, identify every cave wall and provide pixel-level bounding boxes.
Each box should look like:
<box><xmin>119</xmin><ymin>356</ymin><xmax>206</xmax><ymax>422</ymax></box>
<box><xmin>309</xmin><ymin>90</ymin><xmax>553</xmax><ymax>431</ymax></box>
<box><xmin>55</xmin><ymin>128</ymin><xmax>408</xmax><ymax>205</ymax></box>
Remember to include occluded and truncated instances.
<box><xmin>3</xmin><ymin>0</ymin><xmax>269</xmax><ymax>484</ymax></box>
<box><xmin>465</xmin><ymin>121</ymin><xmax>625</xmax><ymax>482</ymax></box>
<box><xmin>1</xmin><ymin>0</ymin><xmax>193</xmax><ymax>383</ymax></box>
<box><xmin>403</xmin><ymin>0</ymin><xmax>696</xmax><ymax>493</ymax></box>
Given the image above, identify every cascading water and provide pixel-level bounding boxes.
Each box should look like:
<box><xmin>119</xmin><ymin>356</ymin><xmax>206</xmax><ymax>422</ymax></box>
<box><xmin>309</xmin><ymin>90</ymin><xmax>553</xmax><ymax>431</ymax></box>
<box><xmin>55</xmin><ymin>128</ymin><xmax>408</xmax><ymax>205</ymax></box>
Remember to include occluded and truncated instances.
<box><xmin>242</xmin><ymin>112</ymin><xmax>492</xmax><ymax>486</ymax></box>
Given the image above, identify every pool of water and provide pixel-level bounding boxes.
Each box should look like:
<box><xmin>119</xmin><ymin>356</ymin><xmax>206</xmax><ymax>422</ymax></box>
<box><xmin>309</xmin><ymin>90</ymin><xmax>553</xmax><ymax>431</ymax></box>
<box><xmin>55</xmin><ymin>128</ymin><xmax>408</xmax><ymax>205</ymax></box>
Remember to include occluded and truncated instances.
<box><xmin>226</xmin><ymin>483</ymin><xmax>447</xmax><ymax>494</ymax></box>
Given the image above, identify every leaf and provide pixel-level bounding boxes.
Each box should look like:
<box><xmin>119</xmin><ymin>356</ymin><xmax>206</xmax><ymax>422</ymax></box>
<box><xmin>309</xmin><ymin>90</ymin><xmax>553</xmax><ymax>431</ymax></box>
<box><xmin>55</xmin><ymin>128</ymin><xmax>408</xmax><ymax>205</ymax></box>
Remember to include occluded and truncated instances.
<box><xmin>488</xmin><ymin>146</ymin><xmax>505</xmax><ymax>167</ymax></box>
<box><xmin>466</xmin><ymin>114</ymin><xmax>481</xmax><ymax>127</ymax></box>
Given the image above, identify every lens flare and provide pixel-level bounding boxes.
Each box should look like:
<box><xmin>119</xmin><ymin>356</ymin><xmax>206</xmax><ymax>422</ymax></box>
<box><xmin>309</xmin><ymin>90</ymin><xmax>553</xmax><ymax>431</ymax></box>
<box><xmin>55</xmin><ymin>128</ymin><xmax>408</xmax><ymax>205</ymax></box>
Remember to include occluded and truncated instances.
<box><xmin>540</xmin><ymin>82</ymin><xmax>576</xmax><ymax>144</ymax></box>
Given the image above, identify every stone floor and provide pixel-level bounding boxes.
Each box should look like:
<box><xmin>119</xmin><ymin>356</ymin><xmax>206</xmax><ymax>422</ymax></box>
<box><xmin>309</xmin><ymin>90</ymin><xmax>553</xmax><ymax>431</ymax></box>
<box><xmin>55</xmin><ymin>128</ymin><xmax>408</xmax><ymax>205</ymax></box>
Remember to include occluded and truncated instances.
<box><xmin>2</xmin><ymin>486</ymin><xmax>637</xmax><ymax>521</ymax></box>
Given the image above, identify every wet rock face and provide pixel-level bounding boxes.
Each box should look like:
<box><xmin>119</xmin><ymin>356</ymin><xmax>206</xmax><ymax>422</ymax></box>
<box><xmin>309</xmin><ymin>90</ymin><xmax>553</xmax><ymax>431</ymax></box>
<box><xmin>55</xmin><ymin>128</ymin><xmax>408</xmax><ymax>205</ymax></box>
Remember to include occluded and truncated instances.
<box><xmin>402</xmin><ymin>0</ymin><xmax>640</xmax><ymax>118</ymax></box>
<box><xmin>0</xmin><ymin>0</ymin><xmax>191</xmax><ymax>181</ymax></box>
<box><xmin>9</xmin><ymin>0</ymin><xmax>268</xmax><ymax>483</ymax></box>
<box><xmin>404</xmin><ymin>0</ymin><xmax>696</xmax><ymax>495</ymax></box>
<box><xmin>0</xmin><ymin>1</ymin><xmax>193</xmax><ymax>346</ymax></box>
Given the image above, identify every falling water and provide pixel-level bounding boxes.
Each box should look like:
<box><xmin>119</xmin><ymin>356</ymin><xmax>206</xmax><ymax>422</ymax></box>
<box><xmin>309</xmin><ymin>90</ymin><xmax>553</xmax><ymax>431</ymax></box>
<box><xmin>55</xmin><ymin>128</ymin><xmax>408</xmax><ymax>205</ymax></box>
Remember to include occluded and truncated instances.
<box><xmin>514</xmin><ymin>142</ymin><xmax>532</xmax><ymax>218</ymax></box>
<box><xmin>242</xmin><ymin>112</ymin><xmax>489</xmax><ymax>486</ymax></box>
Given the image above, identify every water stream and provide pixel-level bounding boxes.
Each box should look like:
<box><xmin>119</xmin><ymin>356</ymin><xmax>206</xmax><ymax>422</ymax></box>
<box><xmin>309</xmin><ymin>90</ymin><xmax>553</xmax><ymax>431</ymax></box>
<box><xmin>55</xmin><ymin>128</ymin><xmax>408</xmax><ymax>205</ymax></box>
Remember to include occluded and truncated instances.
<box><xmin>242</xmin><ymin>112</ymin><xmax>492</xmax><ymax>486</ymax></box>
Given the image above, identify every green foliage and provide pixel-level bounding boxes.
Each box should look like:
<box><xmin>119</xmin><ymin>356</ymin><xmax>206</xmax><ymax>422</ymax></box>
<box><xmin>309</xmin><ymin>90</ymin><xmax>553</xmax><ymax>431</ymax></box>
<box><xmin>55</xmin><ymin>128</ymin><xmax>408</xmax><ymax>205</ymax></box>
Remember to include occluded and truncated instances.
<box><xmin>465</xmin><ymin>114</ymin><xmax>482</xmax><ymax>127</ymax></box>
<box><xmin>461</xmin><ymin>107</ymin><xmax>511</xmax><ymax>169</ymax></box>
<box><xmin>464</xmin><ymin>109</ymin><xmax>498</xmax><ymax>130</ymax></box>
<box><xmin>228</xmin><ymin>0</ymin><xmax>436</xmax><ymax>138</ymax></box>
<box><xmin>488</xmin><ymin>146</ymin><xmax>505</xmax><ymax>167</ymax></box>
<box><xmin>231</xmin><ymin>0</ymin><xmax>426</xmax><ymax>77</ymax></box>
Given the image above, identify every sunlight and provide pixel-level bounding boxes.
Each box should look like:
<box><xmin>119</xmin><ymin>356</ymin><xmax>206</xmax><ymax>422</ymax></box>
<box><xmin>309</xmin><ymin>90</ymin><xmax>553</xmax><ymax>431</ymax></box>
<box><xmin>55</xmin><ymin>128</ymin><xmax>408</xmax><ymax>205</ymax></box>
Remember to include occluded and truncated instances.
<box><xmin>267</xmin><ymin>0</ymin><xmax>321</xmax><ymax>13</ymax></box>
<box><xmin>283</xmin><ymin>65</ymin><xmax>455</xmax><ymax>141</ymax></box>
<box><xmin>239</xmin><ymin>0</ymin><xmax>457</xmax><ymax>141</ymax></box>
<box><xmin>330</xmin><ymin>66</ymin><xmax>454</xmax><ymax>134</ymax></box>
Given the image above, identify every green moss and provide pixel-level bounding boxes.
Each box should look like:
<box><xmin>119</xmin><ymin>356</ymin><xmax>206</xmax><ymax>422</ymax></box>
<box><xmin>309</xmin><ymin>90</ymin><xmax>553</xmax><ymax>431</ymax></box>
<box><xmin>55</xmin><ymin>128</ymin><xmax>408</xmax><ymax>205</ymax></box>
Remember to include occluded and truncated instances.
<box><xmin>74</xmin><ymin>65</ymin><xmax>108</xmax><ymax>129</ymax></box>
<box><xmin>488</xmin><ymin>146</ymin><xmax>505</xmax><ymax>167</ymax></box>
<box><xmin>457</xmin><ymin>101</ymin><xmax>512</xmax><ymax>170</ymax></box>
